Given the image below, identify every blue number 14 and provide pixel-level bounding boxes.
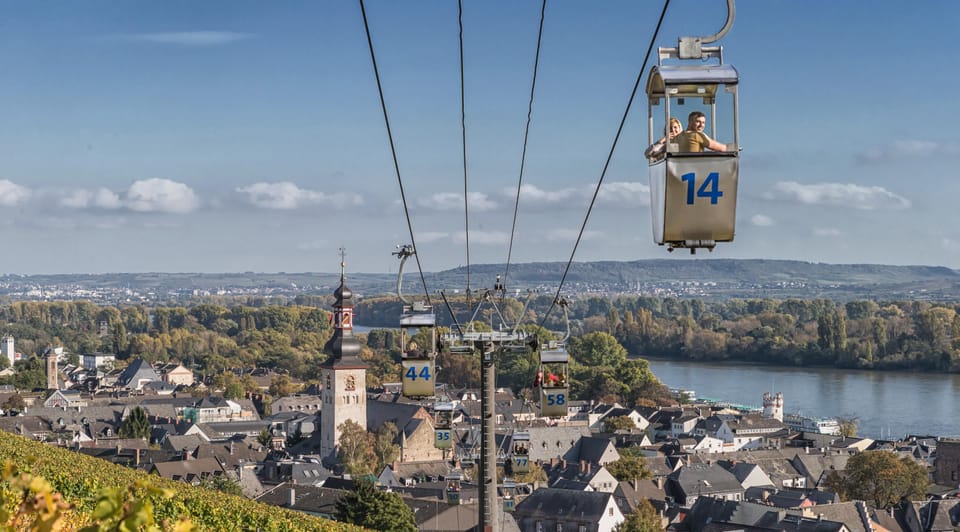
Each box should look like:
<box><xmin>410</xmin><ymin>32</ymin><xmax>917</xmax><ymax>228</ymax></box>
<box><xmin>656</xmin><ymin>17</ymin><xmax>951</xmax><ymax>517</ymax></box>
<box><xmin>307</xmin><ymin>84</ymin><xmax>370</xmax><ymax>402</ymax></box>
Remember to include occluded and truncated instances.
<box><xmin>681</xmin><ymin>172</ymin><xmax>723</xmax><ymax>205</ymax></box>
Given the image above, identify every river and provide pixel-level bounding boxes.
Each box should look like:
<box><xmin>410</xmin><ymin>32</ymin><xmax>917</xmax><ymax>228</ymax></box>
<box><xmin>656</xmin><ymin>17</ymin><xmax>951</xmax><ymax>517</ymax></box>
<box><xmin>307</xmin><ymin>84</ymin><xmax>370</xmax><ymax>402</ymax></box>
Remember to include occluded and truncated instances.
<box><xmin>644</xmin><ymin>358</ymin><xmax>960</xmax><ymax>439</ymax></box>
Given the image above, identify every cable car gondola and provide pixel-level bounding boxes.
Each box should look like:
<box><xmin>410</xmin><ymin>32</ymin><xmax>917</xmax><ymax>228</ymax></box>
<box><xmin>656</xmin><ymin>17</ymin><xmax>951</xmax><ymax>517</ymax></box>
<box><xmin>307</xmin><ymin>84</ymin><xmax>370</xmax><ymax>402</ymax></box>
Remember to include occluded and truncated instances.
<box><xmin>394</xmin><ymin>245</ymin><xmax>438</xmax><ymax>399</ymax></box>
<box><xmin>509</xmin><ymin>431</ymin><xmax>531</xmax><ymax>474</ymax></box>
<box><xmin>645</xmin><ymin>0</ymin><xmax>740</xmax><ymax>253</ymax></box>
<box><xmin>537</xmin><ymin>342</ymin><xmax>569</xmax><ymax>418</ymax></box>
<box><xmin>445</xmin><ymin>470</ymin><xmax>463</xmax><ymax>505</ymax></box>
<box><xmin>434</xmin><ymin>401</ymin><xmax>454</xmax><ymax>449</ymax></box>
<box><xmin>503</xmin><ymin>478</ymin><xmax>516</xmax><ymax>513</ymax></box>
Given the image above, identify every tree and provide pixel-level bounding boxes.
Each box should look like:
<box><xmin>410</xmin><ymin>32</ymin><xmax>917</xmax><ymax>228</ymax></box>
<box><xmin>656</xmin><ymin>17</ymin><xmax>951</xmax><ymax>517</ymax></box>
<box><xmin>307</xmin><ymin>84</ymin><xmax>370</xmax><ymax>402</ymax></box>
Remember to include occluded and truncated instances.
<box><xmin>615</xmin><ymin>500</ymin><xmax>662</xmax><ymax>532</ymax></box>
<box><xmin>373</xmin><ymin>422</ymin><xmax>400</xmax><ymax>472</ymax></box>
<box><xmin>268</xmin><ymin>375</ymin><xmax>297</xmax><ymax>398</ymax></box>
<box><xmin>335</xmin><ymin>478</ymin><xmax>416</xmax><ymax>532</ymax></box>
<box><xmin>513</xmin><ymin>463</ymin><xmax>547</xmax><ymax>485</ymax></box>
<box><xmin>837</xmin><ymin>416</ymin><xmax>859</xmax><ymax>438</ymax></box>
<box><xmin>1</xmin><ymin>393</ymin><xmax>25</xmax><ymax>412</ymax></box>
<box><xmin>257</xmin><ymin>428</ymin><xmax>273</xmax><ymax>448</ymax></box>
<box><xmin>118</xmin><ymin>406</ymin><xmax>151</xmax><ymax>440</ymax></box>
<box><xmin>837</xmin><ymin>451</ymin><xmax>929</xmax><ymax>508</ymax></box>
<box><xmin>337</xmin><ymin>420</ymin><xmax>376</xmax><ymax>476</ymax></box>
<box><xmin>606</xmin><ymin>453</ymin><xmax>652</xmax><ymax>482</ymax></box>
<box><xmin>604</xmin><ymin>416</ymin><xmax>636</xmax><ymax>432</ymax></box>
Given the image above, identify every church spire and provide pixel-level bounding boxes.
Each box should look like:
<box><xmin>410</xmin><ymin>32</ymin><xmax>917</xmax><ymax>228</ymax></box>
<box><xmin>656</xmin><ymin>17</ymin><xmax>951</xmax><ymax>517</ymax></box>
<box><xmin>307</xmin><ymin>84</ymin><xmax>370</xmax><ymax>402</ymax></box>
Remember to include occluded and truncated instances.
<box><xmin>322</xmin><ymin>249</ymin><xmax>364</xmax><ymax>367</ymax></box>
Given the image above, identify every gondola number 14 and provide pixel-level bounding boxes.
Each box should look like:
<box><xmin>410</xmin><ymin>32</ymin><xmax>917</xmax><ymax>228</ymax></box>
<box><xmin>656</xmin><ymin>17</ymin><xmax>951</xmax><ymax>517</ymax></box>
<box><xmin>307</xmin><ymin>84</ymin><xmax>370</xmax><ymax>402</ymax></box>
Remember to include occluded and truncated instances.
<box><xmin>681</xmin><ymin>171</ymin><xmax>723</xmax><ymax>205</ymax></box>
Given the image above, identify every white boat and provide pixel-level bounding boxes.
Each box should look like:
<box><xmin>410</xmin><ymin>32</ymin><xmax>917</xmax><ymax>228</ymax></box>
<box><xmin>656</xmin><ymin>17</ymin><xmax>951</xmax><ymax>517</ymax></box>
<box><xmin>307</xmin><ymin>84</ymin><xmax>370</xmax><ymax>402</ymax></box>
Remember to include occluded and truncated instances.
<box><xmin>784</xmin><ymin>413</ymin><xmax>840</xmax><ymax>435</ymax></box>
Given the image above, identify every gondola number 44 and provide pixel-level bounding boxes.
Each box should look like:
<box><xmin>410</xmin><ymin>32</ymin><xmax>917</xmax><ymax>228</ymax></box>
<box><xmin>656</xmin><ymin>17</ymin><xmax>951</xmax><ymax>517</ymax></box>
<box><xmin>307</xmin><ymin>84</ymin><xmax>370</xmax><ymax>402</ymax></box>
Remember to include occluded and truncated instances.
<box><xmin>681</xmin><ymin>172</ymin><xmax>723</xmax><ymax>205</ymax></box>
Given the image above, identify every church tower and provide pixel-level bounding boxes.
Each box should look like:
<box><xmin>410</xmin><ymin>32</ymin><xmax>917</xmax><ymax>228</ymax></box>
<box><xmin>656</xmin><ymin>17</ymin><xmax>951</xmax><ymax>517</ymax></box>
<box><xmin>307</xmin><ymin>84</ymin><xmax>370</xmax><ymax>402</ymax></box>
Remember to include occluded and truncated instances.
<box><xmin>319</xmin><ymin>254</ymin><xmax>367</xmax><ymax>465</ymax></box>
<box><xmin>46</xmin><ymin>351</ymin><xmax>58</xmax><ymax>390</ymax></box>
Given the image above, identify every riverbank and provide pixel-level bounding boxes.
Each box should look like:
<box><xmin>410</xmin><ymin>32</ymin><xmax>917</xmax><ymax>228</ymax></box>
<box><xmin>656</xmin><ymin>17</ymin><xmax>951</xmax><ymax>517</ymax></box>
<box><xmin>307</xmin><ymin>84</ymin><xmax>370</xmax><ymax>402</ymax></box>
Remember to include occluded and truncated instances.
<box><xmin>644</xmin><ymin>358</ymin><xmax>960</xmax><ymax>439</ymax></box>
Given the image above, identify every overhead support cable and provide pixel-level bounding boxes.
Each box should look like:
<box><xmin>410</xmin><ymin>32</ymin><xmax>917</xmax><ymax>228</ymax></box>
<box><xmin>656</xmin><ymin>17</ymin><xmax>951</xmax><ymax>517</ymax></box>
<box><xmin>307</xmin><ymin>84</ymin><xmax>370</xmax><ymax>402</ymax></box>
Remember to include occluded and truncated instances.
<box><xmin>540</xmin><ymin>0</ymin><xmax>671</xmax><ymax>326</ymax></box>
<box><xmin>358</xmin><ymin>0</ymin><xmax>432</xmax><ymax>306</ymax></box>
<box><xmin>503</xmin><ymin>0</ymin><xmax>548</xmax><ymax>296</ymax></box>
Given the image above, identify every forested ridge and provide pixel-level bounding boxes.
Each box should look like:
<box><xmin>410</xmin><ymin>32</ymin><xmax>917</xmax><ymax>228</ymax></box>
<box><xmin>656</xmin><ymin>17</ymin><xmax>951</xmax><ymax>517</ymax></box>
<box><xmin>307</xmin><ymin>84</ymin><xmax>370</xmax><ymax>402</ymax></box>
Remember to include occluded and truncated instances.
<box><xmin>0</xmin><ymin>295</ymin><xmax>958</xmax><ymax>400</ymax></box>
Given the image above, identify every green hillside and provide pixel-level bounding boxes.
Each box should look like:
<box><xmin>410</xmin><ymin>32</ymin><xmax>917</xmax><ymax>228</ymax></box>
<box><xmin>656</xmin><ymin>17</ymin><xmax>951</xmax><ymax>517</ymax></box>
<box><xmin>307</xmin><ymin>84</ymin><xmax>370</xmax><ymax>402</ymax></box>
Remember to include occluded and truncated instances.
<box><xmin>0</xmin><ymin>431</ymin><xmax>359</xmax><ymax>531</ymax></box>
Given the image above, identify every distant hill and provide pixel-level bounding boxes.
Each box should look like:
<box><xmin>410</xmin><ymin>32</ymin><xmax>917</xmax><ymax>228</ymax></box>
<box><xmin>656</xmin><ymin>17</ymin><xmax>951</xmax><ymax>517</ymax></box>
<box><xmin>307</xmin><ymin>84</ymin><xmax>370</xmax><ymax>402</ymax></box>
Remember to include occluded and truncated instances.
<box><xmin>3</xmin><ymin>259</ymin><xmax>960</xmax><ymax>301</ymax></box>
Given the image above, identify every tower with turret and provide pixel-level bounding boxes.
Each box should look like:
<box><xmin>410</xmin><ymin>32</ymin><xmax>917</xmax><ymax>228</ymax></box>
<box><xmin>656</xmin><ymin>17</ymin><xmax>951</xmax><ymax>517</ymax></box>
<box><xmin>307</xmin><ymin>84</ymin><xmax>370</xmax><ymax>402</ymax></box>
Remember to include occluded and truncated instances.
<box><xmin>1</xmin><ymin>337</ymin><xmax>14</xmax><ymax>367</ymax></box>
<box><xmin>762</xmin><ymin>391</ymin><xmax>783</xmax><ymax>421</ymax></box>
<box><xmin>319</xmin><ymin>253</ymin><xmax>367</xmax><ymax>465</ymax></box>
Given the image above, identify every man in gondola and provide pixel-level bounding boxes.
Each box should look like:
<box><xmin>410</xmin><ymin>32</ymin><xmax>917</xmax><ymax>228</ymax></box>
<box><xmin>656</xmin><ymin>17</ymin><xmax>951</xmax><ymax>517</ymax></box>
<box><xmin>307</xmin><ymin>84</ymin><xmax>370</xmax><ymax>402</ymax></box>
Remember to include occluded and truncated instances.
<box><xmin>677</xmin><ymin>111</ymin><xmax>727</xmax><ymax>153</ymax></box>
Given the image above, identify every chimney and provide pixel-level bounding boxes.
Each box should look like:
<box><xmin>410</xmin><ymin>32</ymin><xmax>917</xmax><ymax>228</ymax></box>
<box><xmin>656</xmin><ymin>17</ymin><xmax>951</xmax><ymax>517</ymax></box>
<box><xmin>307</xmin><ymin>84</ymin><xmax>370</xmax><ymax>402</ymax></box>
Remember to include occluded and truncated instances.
<box><xmin>288</xmin><ymin>486</ymin><xmax>295</xmax><ymax>507</ymax></box>
<box><xmin>579</xmin><ymin>460</ymin><xmax>586</xmax><ymax>474</ymax></box>
<box><xmin>655</xmin><ymin>477</ymin><xmax>664</xmax><ymax>489</ymax></box>
<box><xmin>230</xmin><ymin>441</ymin><xmax>235</xmax><ymax>455</ymax></box>
<box><xmin>392</xmin><ymin>460</ymin><xmax>399</xmax><ymax>471</ymax></box>
<box><xmin>560</xmin><ymin>459</ymin><xmax>567</xmax><ymax>469</ymax></box>
<box><xmin>135</xmin><ymin>448</ymin><xmax>141</xmax><ymax>466</ymax></box>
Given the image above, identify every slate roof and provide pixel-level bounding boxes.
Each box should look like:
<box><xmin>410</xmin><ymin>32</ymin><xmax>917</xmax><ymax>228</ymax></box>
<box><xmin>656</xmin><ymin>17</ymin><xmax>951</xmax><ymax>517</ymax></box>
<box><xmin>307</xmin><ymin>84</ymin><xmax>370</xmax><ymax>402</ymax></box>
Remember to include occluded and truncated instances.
<box><xmin>514</xmin><ymin>488</ymin><xmax>613</xmax><ymax>523</ymax></box>
<box><xmin>667</xmin><ymin>463</ymin><xmax>744</xmax><ymax>497</ymax></box>
<box><xmin>574</xmin><ymin>435</ymin><xmax>619</xmax><ymax>464</ymax></box>
<box><xmin>724</xmin><ymin>414</ymin><xmax>786</xmax><ymax>433</ymax></box>
<box><xmin>681</xmin><ymin>498</ymin><xmax>786</xmax><ymax>530</ymax></box>
<box><xmin>786</xmin><ymin>502</ymin><xmax>871</xmax><ymax>532</ymax></box>
<box><xmin>117</xmin><ymin>359</ymin><xmax>161</xmax><ymax>388</ymax></box>
<box><xmin>150</xmin><ymin>457</ymin><xmax>224</xmax><ymax>482</ymax></box>
<box><xmin>255</xmin><ymin>482</ymin><xmax>345</xmax><ymax>518</ymax></box>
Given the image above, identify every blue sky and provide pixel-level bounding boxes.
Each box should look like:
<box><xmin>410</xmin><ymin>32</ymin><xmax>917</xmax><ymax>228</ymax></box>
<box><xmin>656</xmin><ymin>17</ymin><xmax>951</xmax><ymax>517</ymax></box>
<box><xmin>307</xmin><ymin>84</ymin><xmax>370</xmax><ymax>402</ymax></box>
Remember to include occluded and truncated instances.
<box><xmin>0</xmin><ymin>0</ymin><xmax>956</xmax><ymax>275</ymax></box>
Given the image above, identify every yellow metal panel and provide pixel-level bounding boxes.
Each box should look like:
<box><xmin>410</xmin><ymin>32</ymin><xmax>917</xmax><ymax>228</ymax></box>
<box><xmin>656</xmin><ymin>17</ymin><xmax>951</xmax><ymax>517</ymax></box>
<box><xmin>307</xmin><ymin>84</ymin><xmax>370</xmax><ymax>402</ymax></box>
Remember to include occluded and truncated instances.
<box><xmin>662</xmin><ymin>156</ymin><xmax>738</xmax><ymax>242</ymax></box>
<box><xmin>435</xmin><ymin>429</ymin><xmax>452</xmax><ymax>449</ymax></box>
<box><xmin>540</xmin><ymin>387</ymin><xmax>568</xmax><ymax>418</ymax></box>
<box><xmin>512</xmin><ymin>455</ymin><xmax>530</xmax><ymax>474</ymax></box>
<box><xmin>401</xmin><ymin>359</ymin><xmax>435</xmax><ymax>398</ymax></box>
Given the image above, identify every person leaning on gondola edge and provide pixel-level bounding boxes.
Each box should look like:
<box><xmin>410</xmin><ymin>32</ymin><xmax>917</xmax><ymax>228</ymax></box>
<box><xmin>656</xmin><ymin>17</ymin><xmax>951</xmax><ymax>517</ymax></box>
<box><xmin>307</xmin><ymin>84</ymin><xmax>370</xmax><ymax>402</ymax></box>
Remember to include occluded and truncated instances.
<box><xmin>676</xmin><ymin>111</ymin><xmax>727</xmax><ymax>153</ymax></box>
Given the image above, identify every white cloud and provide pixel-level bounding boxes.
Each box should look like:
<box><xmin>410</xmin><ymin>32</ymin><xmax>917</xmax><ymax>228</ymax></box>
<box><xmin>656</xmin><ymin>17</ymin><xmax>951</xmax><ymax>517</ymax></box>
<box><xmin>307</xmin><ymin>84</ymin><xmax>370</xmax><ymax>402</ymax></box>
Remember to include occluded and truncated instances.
<box><xmin>236</xmin><ymin>182</ymin><xmax>362</xmax><ymax>210</ymax></box>
<box><xmin>0</xmin><ymin>180</ymin><xmax>31</xmax><ymax>206</ymax></box>
<box><xmin>858</xmin><ymin>139</ymin><xmax>960</xmax><ymax>163</ymax></box>
<box><xmin>125</xmin><ymin>31</ymin><xmax>253</xmax><ymax>46</ymax></box>
<box><xmin>126</xmin><ymin>178</ymin><xmax>200</xmax><ymax>213</ymax></box>
<box><xmin>417</xmin><ymin>192</ymin><xmax>496</xmax><ymax>212</ymax></box>
<box><xmin>60</xmin><ymin>187</ymin><xmax>122</xmax><ymax>209</ymax></box>
<box><xmin>452</xmin><ymin>230</ymin><xmax>508</xmax><ymax>245</ymax></box>
<box><xmin>750</xmin><ymin>214</ymin><xmax>774</xmax><ymax>226</ymax></box>
<box><xmin>766</xmin><ymin>181</ymin><xmax>911</xmax><ymax>210</ymax></box>
<box><xmin>515</xmin><ymin>184</ymin><xmax>580</xmax><ymax>203</ymax></box>
<box><xmin>596</xmin><ymin>181</ymin><xmax>650</xmax><ymax>207</ymax></box>
<box><xmin>513</xmin><ymin>182</ymin><xmax>648</xmax><ymax>208</ymax></box>
<box><xmin>813</xmin><ymin>227</ymin><xmax>842</xmax><ymax>237</ymax></box>
<box><xmin>416</xmin><ymin>232</ymin><xmax>450</xmax><ymax>244</ymax></box>
<box><xmin>942</xmin><ymin>238</ymin><xmax>960</xmax><ymax>253</ymax></box>
<box><xmin>545</xmin><ymin>229</ymin><xmax>602</xmax><ymax>242</ymax></box>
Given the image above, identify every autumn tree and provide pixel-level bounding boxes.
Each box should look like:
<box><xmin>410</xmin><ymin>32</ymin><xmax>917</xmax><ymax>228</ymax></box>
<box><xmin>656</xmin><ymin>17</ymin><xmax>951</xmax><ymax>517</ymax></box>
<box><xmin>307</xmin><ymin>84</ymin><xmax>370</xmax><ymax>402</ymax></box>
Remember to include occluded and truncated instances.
<box><xmin>606</xmin><ymin>451</ymin><xmax>652</xmax><ymax>482</ymax></box>
<box><xmin>615</xmin><ymin>500</ymin><xmax>662</xmax><ymax>532</ymax></box>
<box><xmin>337</xmin><ymin>420</ymin><xmax>376</xmax><ymax>476</ymax></box>
<box><xmin>831</xmin><ymin>451</ymin><xmax>929</xmax><ymax>508</ymax></box>
<box><xmin>604</xmin><ymin>416</ymin><xmax>637</xmax><ymax>432</ymax></box>
<box><xmin>373</xmin><ymin>422</ymin><xmax>400</xmax><ymax>473</ymax></box>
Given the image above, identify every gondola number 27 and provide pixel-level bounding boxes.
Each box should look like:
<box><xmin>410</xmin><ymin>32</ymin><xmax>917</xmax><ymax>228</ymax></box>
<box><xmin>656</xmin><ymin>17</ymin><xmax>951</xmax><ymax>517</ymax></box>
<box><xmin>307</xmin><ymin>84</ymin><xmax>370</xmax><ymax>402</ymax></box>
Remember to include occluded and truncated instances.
<box><xmin>681</xmin><ymin>172</ymin><xmax>723</xmax><ymax>205</ymax></box>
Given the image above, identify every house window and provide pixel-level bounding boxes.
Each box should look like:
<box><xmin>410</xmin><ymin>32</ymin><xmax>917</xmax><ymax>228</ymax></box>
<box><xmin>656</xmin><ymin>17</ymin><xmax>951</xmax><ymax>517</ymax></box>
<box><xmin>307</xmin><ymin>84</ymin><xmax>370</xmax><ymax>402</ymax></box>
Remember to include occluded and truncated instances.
<box><xmin>346</xmin><ymin>375</ymin><xmax>356</xmax><ymax>391</ymax></box>
<box><xmin>578</xmin><ymin>526</ymin><xmax>587</xmax><ymax>532</ymax></box>
<box><xmin>535</xmin><ymin>521</ymin><xmax>542</xmax><ymax>532</ymax></box>
<box><xmin>556</xmin><ymin>524</ymin><xmax>563</xmax><ymax>532</ymax></box>
<box><xmin>953</xmin><ymin>471</ymin><xmax>958</xmax><ymax>481</ymax></box>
